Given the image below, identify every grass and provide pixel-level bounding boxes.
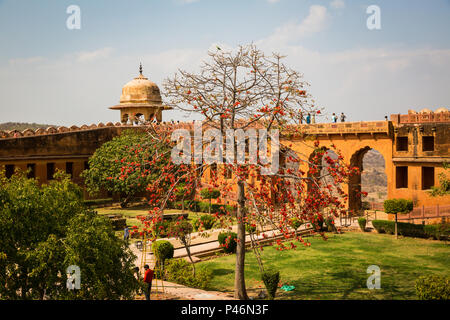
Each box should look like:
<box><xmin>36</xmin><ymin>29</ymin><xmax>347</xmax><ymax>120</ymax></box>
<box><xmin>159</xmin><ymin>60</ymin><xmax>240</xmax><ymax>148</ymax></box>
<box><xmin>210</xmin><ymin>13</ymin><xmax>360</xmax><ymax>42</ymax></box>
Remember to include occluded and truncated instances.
<box><xmin>198</xmin><ymin>232</ymin><xmax>450</xmax><ymax>300</ymax></box>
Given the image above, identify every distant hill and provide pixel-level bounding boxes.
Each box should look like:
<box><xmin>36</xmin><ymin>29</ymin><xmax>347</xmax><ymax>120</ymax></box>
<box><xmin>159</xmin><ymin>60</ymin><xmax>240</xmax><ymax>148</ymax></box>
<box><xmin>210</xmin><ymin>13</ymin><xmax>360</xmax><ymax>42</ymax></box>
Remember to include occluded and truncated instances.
<box><xmin>0</xmin><ymin>122</ymin><xmax>56</xmax><ymax>131</ymax></box>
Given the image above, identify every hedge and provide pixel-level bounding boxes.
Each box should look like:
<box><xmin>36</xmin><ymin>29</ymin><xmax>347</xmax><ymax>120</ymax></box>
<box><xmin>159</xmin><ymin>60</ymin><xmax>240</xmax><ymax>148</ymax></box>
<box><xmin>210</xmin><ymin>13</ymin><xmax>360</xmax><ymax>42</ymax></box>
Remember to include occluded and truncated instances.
<box><xmin>261</xmin><ymin>269</ymin><xmax>280</xmax><ymax>300</ymax></box>
<box><xmin>358</xmin><ymin>217</ymin><xmax>367</xmax><ymax>232</ymax></box>
<box><xmin>372</xmin><ymin>220</ymin><xmax>449</xmax><ymax>240</ymax></box>
<box><xmin>218</xmin><ymin>232</ymin><xmax>238</xmax><ymax>253</ymax></box>
<box><xmin>415</xmin><ymin>275</ymin><xmax>450</xmax><ymax>300</ymax></box>
<box><xmin>152</xmin><ymin>240</ymin><xmax>174</xmax><ymax>264</ymax></box>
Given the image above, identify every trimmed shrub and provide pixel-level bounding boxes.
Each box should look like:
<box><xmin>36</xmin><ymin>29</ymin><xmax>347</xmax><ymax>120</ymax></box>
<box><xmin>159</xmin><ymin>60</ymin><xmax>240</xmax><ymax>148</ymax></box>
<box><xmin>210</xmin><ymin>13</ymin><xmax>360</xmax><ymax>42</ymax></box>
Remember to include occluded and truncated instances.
<box><xmin>424</xmin><ymin>223</ymin><xmax>450</xmax><ymax>241</ymax></box>
<box><xmin>384</xmin><ymin>199</ymin><xmax>413</xmax><ymax>214</ymax></box>
<box><xmin>192</xmin><ymin>214</ymin><xmax>216</xmax><ymax>231</ymax></box>
<box><xmin>415</xmin><ymin>275</ymin><xmax>450</xmax><ymax>300</ymax></box>
<box><xmin>372</xmin><ymin>220</ymin><xmax>450</xmax><ymax>240</ymax></box>
<box><xmin>152</xmin><ymin>240</ymin><xmax>174</xmax><ymax>265</ymax></box>
<box><xmin>261</xmin><ymin>269</ymin><xmax>280</xmax><ymax>300</ymax></box>
<box><xmin>358</xmin><ymin>217</ymin><xmax>367</xmax><ymax>232</ymax></box>
<box><xmin>218</xmin><ymin>232</ymin><xmax>238</xmax><ymax>253</ymax></box>
<box><xmin>362</xmin><ymin>201</ymin><xmax>371</xmax><ymax>210</ymax></box>
<box><xmin>83</xmin><ymin>198</ymin><xmax>113</xmax><ymax>207</ymax></box>
<box><xmin>165</xmin><ymin>259</ymin><xmax>212</xmax><ymax>290</ymax></box>
<box><xmin>198</xmin><ymin>201</ymin><xmax>211</xmax><ymax>213</ymax></box>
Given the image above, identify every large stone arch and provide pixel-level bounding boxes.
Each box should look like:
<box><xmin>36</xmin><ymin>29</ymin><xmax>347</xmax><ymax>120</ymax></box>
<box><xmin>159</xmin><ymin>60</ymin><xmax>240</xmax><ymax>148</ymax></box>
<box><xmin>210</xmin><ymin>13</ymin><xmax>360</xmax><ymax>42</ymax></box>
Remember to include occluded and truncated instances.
<box><xmin>284</xmin><ymin>133</ymin><xmax>393</xmax><ymax>211</ymax></box>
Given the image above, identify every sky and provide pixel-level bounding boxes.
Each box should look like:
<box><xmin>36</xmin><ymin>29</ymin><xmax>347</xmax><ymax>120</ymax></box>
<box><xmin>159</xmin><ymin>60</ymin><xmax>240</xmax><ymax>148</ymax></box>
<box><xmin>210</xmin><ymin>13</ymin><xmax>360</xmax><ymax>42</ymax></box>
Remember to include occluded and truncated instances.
<box><xmin>0</xmin><ymin>0</ymin><xmax>449</xmax><ymax>126</ymax></box>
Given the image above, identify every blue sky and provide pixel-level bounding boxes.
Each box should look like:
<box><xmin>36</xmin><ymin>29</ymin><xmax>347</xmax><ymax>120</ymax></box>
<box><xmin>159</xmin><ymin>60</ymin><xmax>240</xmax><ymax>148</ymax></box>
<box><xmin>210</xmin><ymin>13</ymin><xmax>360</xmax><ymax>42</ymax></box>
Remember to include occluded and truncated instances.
<box><xmin>0</xmin><ymin>0</ymin><xmax>449</xmax><ymax>126</ymax></box>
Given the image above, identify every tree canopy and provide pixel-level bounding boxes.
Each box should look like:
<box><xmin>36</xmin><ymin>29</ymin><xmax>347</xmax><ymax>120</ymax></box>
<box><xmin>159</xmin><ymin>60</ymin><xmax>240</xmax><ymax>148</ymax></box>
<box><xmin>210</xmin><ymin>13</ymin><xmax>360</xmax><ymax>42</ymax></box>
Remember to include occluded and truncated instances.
<box><xmin>0</xmin><ymin>171</ymin><xmax>139</xmax><ymax>300</ymax></box>
<box><xmin>81</xmin><ymin>129</ymin><xmax>171</xmax><ymax>207</ymax></box>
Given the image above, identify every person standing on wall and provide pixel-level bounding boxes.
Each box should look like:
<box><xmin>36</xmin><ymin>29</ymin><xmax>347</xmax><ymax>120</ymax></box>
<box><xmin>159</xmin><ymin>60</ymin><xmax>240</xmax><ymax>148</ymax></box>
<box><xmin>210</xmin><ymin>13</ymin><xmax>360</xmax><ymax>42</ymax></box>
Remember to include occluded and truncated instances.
<box><xmin>332</xmin><ymin>113</ymin><xmax>337</xmax><ymax>123</ymax></box>
<box><xmin>306</xmin><ymin>113</ymin><xmax>311</xmax><ymax>124</ymax></box>
<box><xmin>340</xmin><ymin>112</ymin><xmax>346</xmax><ymax>122</ymax></box>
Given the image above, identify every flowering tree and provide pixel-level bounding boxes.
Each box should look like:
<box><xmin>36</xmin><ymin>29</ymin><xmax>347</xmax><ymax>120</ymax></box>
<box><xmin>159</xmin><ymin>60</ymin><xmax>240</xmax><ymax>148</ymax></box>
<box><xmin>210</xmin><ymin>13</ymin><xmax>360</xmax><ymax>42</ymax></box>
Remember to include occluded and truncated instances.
<box><xmin>123</xmin><ymin>44</ymin><xmax>355</xmax><ymax>299</ymax></box>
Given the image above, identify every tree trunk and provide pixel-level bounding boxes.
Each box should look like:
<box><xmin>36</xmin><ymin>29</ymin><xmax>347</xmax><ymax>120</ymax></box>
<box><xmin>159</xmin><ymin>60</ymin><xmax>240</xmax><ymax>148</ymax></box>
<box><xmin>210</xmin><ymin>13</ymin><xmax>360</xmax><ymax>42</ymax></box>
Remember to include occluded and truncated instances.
<box><xmin>234</xmin><ymin>180</ymin><xmax>249</xmax><ymax>300</ymax></box>
<box><xmin>395</xmin><ymin>213</ymin><xmax>398</xmax><ymax>239</ymax></box>
<box><xmin>185</xmin><ymin>244</ymin><xmax>196</xmax><ymax>277</ymax></box>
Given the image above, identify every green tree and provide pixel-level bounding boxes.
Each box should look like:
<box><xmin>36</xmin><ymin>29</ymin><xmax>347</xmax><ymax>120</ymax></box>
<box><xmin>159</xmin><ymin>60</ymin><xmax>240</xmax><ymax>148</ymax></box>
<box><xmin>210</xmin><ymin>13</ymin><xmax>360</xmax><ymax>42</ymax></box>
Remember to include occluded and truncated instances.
<box><xmin>384</xmin><ymin>198</ymin><xmax>413</xmax><ymax>239</ymax></box>
<box><xmin>81</xmin><ymin>130</ymin><xmax>170</xmax><ymax>207</ymax></box>
<box><xmin>429</xmin><ymin>162</ymin><xmax>450</xmax><ymax>197</ymax></box>
<box><xmin>0</xmin><ymin>171</ymin><xmax>139</xmax><ymax>300</ymax></box>
<box><xmin>200</xmin><ymin>188</ymin><xmax>221</xmax><ymax>214</ymax></box>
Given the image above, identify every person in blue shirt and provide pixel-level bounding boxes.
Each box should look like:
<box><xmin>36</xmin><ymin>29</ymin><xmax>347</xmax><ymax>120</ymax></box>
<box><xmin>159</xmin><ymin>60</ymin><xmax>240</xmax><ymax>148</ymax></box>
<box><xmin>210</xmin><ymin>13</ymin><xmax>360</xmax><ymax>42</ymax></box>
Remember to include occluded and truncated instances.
<box><xmin>306</xmin><ymin>113</ymin><xmax>311</xmax><ymax>124</ymax></box>
<box><xmin>332</xmin><ymin>113</ymin><xmax>337</xmax><ymax>123</ymax></box>
<box><xmin>123</xmin><ymin>226</ymin><xmax>129</xmax><ymax>243</ymax></box>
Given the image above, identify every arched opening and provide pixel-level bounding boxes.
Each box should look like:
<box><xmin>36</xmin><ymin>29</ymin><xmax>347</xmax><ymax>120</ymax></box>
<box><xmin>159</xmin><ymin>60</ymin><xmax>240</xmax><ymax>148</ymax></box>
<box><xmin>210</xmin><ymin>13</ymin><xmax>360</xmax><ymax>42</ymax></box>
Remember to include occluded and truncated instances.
<box><xmin>349</xmin><ymin>147</ymin><xmax>387</xmax><ymax>213</ymax></box>
<box><xmin>134</xmin><ymin>113</ymin><xmax>144</xmax><ymax>125</ymax></box>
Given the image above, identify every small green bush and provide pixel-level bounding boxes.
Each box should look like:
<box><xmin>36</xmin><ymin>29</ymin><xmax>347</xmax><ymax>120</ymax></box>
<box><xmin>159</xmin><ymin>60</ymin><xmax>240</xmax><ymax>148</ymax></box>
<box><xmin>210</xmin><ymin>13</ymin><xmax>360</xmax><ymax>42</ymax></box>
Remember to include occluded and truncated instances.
<box><xmin>152</xmin><ymin>240</ymin><xmax>174</xmax><ymax>265</ymax></box>
<box><xmin>372</xmin><ymin>220</ymin><xmax>450</xmax><ymax>239</ymax></box>
<box><xmin>218</xmin><ymin>232</ymin><xmax>238</xmax><ymax>253</ymax></box>
<box><xmin>261</xmin><ymin>269</ymin><xmax>280</xmax><ymax>300</ymax></box>
<box><xmin>192</xmin><ymin>214</ymin><xmax>216</xmax><ymax>231</ymax></box>
<box><xmin>165</xmin><ymin>259</ymin><xmax>212</xmax><ymax>290</ymax></box>
<box><xmin>290</xmin><ymin>218</ymin><xmax>303</xmax><ymax>231</ymax></box>
<box><xmin>415</xmin><ymin>275</ymin><xmax>450</xmax><ymax>300</ymax></box>
<box><xmin>200</xmin><ymin>188</ymin><xmax>221</xmax><ymax>200</ymax></box>
<box><xmin>424</xmin><ymin>223</ymin><xmax>450</xmax><ymax>241</ymax></box>
<box><xmin>383</xmin><ymin>199</ymin><xmax>413</xmax><ymax>214</ymax></box>
<box><xmin>358</xmin><ymin>217</ymin><xmax>367</xmax><ymax>232</ymax></box>
<box><xmin>83</xmin><ymin>198</ymin><xmax>113</xmax><ymax>207</ymax></box>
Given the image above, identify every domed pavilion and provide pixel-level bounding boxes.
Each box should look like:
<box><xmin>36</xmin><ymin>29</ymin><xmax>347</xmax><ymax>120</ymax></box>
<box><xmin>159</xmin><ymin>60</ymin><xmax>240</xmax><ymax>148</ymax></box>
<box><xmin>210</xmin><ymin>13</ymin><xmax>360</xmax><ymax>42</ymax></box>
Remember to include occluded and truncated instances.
<box><xmin>109</xmin><ymin>64</ymin><xmax>171</xmax><ymax>124</ymax></box>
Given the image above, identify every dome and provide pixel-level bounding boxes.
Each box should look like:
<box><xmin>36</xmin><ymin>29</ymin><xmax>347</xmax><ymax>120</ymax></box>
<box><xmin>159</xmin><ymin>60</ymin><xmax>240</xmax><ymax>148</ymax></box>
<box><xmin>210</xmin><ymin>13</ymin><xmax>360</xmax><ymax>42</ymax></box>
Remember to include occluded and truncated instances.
<box><xmin>435</xmin><ymin>107</ymin><xmax>448</xmax><ymax>113</ymax></box>
<box><xmin>119</xmin><ymin>73</ymin><xmax>162</xmax><ymax>106</ymax></box>
<box><xmin>419</xmin><ymin>108</ymin><xmax>433</xmax><ymax>114</ymax></box>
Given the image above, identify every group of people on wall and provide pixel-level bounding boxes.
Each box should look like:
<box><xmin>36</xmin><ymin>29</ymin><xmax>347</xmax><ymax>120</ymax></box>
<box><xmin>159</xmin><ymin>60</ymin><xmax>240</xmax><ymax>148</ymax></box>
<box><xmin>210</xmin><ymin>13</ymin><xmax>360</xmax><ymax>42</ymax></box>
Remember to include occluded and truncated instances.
<box><xmin>300</xmin><ymin>111</ymin><xmax>347</xmax><ymax>124</ymax></box>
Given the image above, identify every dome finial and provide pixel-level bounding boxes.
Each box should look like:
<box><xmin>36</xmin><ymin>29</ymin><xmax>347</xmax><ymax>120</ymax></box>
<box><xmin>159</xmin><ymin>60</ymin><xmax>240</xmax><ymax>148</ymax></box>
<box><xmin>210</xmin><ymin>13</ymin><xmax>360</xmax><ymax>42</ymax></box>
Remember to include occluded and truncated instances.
<box><xmin>139</xmin><ymin>62</ymin><xmax>143</xmax><ymax>76</ymax></box>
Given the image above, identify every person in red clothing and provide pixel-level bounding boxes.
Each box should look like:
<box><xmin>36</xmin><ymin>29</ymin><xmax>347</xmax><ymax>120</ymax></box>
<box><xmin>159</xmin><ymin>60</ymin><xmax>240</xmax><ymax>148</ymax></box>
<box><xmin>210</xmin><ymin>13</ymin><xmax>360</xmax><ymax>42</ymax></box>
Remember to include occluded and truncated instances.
<box><xmin>143</xmin><ymin>264</ymin><xmax>154</xmax><ymax>300</ymax></box>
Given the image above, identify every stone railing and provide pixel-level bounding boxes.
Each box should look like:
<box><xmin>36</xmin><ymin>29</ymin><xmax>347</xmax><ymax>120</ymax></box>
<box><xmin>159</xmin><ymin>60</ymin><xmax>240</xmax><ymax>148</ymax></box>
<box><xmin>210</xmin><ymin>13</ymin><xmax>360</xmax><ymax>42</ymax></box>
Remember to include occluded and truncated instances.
<box><xmin>283</xmin><ymin>121</ymin><xmax>391</xmax><ymax>136</ymax></box>
<box><xmin>0</xmin><ymin>121</ymin><xmax>202</xmax><ymax>140</ymax></box>
<box><xmin>391</xmin><ymin>112</ymin><xmax>450</xmax><ymax>124</ymax></box>
<box><xmin>0</xmin><ymin>120</ymin><xmax>394</xmax><ymax>140</ymax></box>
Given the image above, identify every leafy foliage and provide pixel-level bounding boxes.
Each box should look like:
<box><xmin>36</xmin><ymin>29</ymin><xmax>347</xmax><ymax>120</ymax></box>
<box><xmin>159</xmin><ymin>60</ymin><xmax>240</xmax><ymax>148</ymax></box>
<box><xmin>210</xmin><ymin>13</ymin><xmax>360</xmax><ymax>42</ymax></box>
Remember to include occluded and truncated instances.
<box><xmin>358</xmin><ymin>217</ymin><xmax>367</xmax><ymax>232</ymax></box>
<box><xmin>192</xmin><ymin>214</ymin><xmax>216</xmax><ymax>231</ymax></box>
<box><xmin>415</xmin><ymin>275</ymin><xmax>450</xmax><ymax>300</ymax></box>
<box><xmin>81</xmin><ymin>130</ymin><xmax>170</xmax><ymax>207</ymax></box>
<box><xmin>152</xmin><ymin>240</ymin><xmax>174</xmax><ymax>265</ymax></box>
<box><xmin>383</xmin><ymin>199</ymin><xmax>413</xmax><ymax>214</ymax></box>
<box><xmin>218</xmin><ymin>232</ymin><xmax>238</xmax><ymax>253</ymax></box>
<box><xmin>261</xmin><ymin>269</ymin><xmax>280</xmax><ymax>300</ymax></box>
<box><xmin>0</xmin><ymin>171</ymin><xmax>139</xmax><ymax>300</ymax></box>
<box><xmin>429</xmin><ymin>162</ymin><xmax>450</xmax><ymax>197</ymax></box>
<box><xmin>164</xmin><ymin>259</ymin><xmax>212</xmax><ymax>290</ymax></box>
<box><xmin>372</xmin><ymin>220</ymin><xmax>449</xmax><ymax>240</ymax></box>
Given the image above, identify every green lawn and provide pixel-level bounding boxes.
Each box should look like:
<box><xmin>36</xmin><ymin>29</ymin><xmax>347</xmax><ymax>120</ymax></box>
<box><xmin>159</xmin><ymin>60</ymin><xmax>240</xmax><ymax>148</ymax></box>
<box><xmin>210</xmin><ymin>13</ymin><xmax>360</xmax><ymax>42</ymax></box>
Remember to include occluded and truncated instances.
<box><xmin>198</xmin><ymin>232</ymin><xmax>450</xmax><ymax>300</ymax></box>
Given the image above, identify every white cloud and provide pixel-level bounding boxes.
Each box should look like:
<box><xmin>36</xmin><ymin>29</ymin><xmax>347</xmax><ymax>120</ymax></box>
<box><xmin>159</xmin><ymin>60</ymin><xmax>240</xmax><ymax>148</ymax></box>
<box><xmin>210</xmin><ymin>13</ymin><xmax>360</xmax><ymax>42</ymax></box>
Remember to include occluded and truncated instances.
<box><xmin>259</xmin><ymin>5</ymin><xmax>329</xmax><ymax>47</ymax></box>
<box><xmin>76</xmin><ymin>47</ymin><xmax>113</xmax><ymax>63</ymax></box>
<box><xmin>330</xmin><ymin>0</ymin><xmax>345</xmax><ymax>9</ymax></box>
<box><xmin>8</xmin><ymin>56</ymin><xmax>45</xmax><ymax>65</ymax></box>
